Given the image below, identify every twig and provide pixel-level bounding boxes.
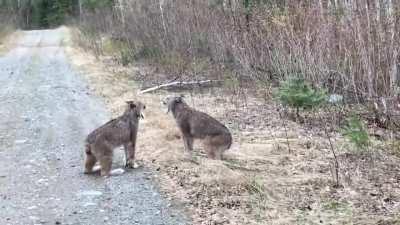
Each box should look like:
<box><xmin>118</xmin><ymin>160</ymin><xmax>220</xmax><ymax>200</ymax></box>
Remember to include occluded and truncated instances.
<box><xmin>278</xmin><ymin>107</ymin><xmax>291</xmax><ymax>154</ymax></box>
<box><xmin>223</xmin><ymin>161</ymin><xmax>262</xmax><ymax>172</ymax></box>
<box><xmin>322</xmin><ymin>109</ymin><xmax>341</xmax><ymax>188</ymax></box>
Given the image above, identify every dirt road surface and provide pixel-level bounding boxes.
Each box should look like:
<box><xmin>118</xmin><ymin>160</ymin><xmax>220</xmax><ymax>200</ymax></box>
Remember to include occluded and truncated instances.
<box><xmin>0</xmin><ymin>29</ymin><xmax>187</xmax><ymax>225</ymax></box>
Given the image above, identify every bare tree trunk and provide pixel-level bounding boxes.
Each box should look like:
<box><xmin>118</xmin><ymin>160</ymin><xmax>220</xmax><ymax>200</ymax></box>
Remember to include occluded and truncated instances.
<box><xmin>116</xmin><ymin>0</ymin><xmax>125</xmax><ymax>28</ymax></box>
<box><xmin>389</xmin><ymin>0</ymin><xmax>399</xmax><ymax>93</ymax></box>
<box><xmin>159</xmin><ymin>0</ymin><xmax>167</xmax><ymax>39</ymax></box>
<box><xmin>79</xmin><ymin>0</ymin><xmax>82</xmax><ymax>21</ymax></box>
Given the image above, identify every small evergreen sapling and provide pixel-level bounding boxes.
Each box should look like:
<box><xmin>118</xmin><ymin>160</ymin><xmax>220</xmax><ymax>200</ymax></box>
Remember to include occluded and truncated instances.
<box><xmin>342</xmin><ymin>116</ymin><xmax>370</xmax><ymax>149</ymax></box>
<box><xmin>275</xmin><ymin>77</ymin><xmax>327</xmax><ymax>117</ymax></box>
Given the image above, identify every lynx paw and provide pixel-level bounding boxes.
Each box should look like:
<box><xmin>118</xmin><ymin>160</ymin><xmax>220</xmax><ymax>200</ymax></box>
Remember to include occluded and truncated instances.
<box><xmin>125</xmin><ymin>160</ymin><xmax>139</xmax><ymax>169</ymax></box>
<box><xmin>92</xmin><ymin>165</ymin><xmax>102</xmax><ymax>172</ymax></box>
<box><xmin>110</xmin><ymin>168</ymin><xmax>125</xmax><ymax>176</ymax></box>
<box><xmin>84</xmin><ymin>165</ymin><xmax>101</xmax><ymax>174</ymax></box>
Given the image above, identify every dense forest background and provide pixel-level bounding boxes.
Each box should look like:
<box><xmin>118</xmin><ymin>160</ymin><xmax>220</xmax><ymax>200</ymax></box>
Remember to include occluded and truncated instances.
<box><xmin>0</xmin><ymin>0</ymin><xmax>399</xmax><ymax>104</ymax></box>
<box><xmin>0</xmin><ymin>0</ymin><xmax>81</xmax><ymax>29</ymax></box>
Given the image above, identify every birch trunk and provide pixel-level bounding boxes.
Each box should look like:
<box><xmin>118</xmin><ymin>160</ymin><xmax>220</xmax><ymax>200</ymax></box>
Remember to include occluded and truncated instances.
<box><xmin>159</xmin><ymin>0</ymin><xmax>167</xmax><ymax>38</ymax></box>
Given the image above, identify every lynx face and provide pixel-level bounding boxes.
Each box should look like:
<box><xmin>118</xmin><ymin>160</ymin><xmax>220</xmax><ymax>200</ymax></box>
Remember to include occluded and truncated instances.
<box><xmin>125</xmin><ymin>101</ymin><xmax>146</xmax><ymax>119</ymax></box>
<box><xmin>163</xmin><ymin>96</ymin><xmax>184</xmax><ymax>114</ymax></box>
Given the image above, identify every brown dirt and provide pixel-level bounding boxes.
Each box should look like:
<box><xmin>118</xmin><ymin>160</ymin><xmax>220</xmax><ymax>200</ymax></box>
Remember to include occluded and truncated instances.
<box><xmin>65</xmin><ymin>28</ymin><xmax>400</xmax><ymax>225</ymax></box>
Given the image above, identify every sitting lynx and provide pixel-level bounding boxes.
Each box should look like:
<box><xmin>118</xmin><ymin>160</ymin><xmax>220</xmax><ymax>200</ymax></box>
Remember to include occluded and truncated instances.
<box><xmin>164</xmin><ymin>96</ymin><xmax>232</xmax><ymax>160</ymax></box>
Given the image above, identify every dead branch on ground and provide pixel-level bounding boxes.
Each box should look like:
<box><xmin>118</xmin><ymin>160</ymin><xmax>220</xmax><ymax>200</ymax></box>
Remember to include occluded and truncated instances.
<box><xmin>139</xmin><ymin>79</ymin><xmax>222</xmax><ymax>94</ymax></box>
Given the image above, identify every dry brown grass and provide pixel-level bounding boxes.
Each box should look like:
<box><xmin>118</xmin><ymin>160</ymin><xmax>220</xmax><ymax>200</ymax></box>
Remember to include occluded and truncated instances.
<box><xmin>65</xmin><ymin>28</ymin><xmax>400</xmax><ymax>225</ymax></box>
<box><xmin>0</xmin><ymin>27</ymin><xmax>20</xmax><ymax>55</ymax></box>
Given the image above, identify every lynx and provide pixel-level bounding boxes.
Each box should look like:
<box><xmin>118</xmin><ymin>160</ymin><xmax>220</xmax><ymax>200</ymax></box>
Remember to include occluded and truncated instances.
<box><xmin>84</xmin><ymin>101</ymin><xmax>145</xmax><ymax>177</ymax></box>
<box><xmin>164</xmin><ymin>96</ymin><xmax>232</xmax><ymax>160</ymax></box>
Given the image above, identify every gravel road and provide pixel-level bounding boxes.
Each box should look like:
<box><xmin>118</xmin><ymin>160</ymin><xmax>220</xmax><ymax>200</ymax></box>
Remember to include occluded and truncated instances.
<box><xmin>0</xmin><ymin>28</ymin><xmax>187</xmax><ymax>225</ymax></box>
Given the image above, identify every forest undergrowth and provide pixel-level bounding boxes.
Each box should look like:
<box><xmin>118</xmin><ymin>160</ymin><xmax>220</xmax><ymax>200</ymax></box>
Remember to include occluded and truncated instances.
<box><xmin>67</xmin><ymin>26</ymin><xmax>400</xmax><ymax>224</ymax></box>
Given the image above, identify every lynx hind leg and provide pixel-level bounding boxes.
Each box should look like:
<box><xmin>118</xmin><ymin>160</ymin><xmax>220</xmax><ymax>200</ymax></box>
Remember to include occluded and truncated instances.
<box><xmin>98</xmin><ymin>155</ymin><xmax>113</xmax><ymax>177</ymax></box>
<box><xmin>215</xmin><ymin>140</ymin><xmax>231</xmax><ymax>160</ymax></box>
<box><xmin>84</xmin><ymin>144</ymin><xmax>97</xmax><ymax>174</ymax></box>
<box><xmin>206</xmin><ymin>146</ymin><xmax>224</xmax><ymax>160</ymax></box>
<box><xmin>204</xmin><ymin>136</ymin><xmax>226</xmax><ymax>160</ymax></box>
<box><xmin>215</xmin><ymin>147</ymin><xmax>224</xmax><ymax>160</ymax></box>
<box><xmin>84</xmin><ymin>153</ymin><xmax>97</xmax><ymax>174</ymax></box>
<box><xmin>206</xmin><ymin>146</ymin><xmax>217</xmax><ymax>159</ymax></box>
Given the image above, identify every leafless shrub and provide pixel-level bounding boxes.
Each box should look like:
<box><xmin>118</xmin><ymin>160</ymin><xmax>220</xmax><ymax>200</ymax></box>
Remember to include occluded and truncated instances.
<box><xmin>78</xmin><ymin>0</ymin><xmax>399</xmax><ymax>103</ymax></box>
<box><xmin>0</xmin><ymin>4</ymin><xmax>16</xmax><ymax>36</ymax></box>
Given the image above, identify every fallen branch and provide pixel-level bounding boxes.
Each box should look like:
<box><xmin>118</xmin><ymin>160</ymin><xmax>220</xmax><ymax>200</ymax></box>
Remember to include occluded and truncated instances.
<box><xmin>139</xmin><ymin>79</ymin><xmax>222</xmax><ymax>94</ymax></box>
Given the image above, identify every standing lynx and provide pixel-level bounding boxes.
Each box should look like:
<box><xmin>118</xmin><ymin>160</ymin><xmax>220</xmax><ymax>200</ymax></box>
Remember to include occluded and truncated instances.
<box><xmin>84</xmin><ymin>101</ymin><xmax>145</xmax><ymax>177</ymax></box>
